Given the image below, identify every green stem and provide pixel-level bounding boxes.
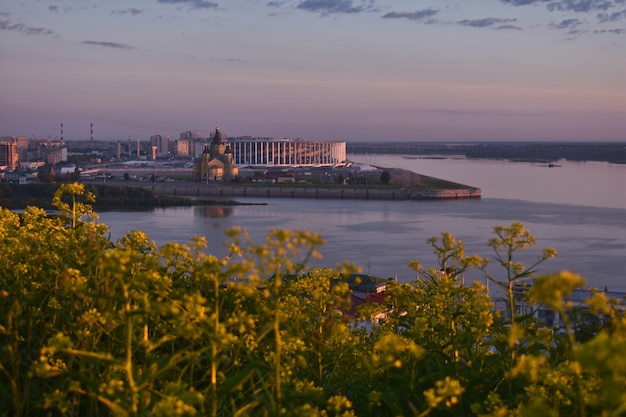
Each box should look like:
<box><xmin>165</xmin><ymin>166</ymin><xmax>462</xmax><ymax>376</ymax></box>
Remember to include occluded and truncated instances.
<box><xmin>122</xmin><ymin>283</ymin><xmax>138</xmax><ymax>415</ymax></box>
<box><xmin>211</xmin><ymin>274</ymin><xmax>219</xmax><ymax>417</ymax></box>
<box><xmin>274</xmin><ymin>275</ymin><xmax>282</xmax><ymax>414</ymax></box>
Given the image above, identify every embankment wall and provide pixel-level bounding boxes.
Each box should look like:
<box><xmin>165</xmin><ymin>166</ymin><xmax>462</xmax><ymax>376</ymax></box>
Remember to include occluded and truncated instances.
<box><xmin>149</xmin><ymin>183</ymin><xmax>481</xmax><ymax>201</ymax></box>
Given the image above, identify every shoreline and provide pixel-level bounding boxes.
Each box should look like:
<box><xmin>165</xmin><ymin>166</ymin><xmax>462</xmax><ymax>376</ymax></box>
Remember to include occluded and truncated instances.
<box><xmin>148</xmin><ymin>182</ymin><xmax>481</xmax><ymax>201</ymax></box>
<box><xmin>147</xmin><ymin>165</ymin><xmax>481</xmax><ymax>201</ymax></box>
<box><xmin>0</xmin><ymin>164</ymin><xmax>481</xmax><ymax>208</ymax></box>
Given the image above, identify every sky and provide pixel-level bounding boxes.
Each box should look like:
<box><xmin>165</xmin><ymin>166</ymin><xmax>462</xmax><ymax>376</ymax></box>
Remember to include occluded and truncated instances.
<box><xmin>1</xmin><ymin>0</ymin><xmax>625</xmax><ymax>142</ymax></box>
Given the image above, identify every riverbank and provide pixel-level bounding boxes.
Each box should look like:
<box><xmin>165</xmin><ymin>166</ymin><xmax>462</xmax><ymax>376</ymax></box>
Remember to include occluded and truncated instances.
<box><xmin>148</xmin><ymin>182</ymin><xmax>481</xmax><ymax>201</ymax></box>
<box><xmin>0</xmin><ymin>183</ymin><xmax>248</xmax><ymax>211</ymax></box>
<box><xmin>151</xmin><ymin>165</ymin><xmax>480</xmax><ymax>201</ymax></box>
<box><xmin>0</xmin><ymin>166</ymin><xmax>480</xmax><ymax>209</ymax></box>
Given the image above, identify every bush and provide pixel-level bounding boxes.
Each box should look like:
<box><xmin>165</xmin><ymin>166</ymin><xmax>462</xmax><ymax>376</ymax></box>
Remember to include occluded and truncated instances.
<box><xmin>0</xmin><ymin>185</ymin><xmax>624</xmax><ymax>416</ymax></box>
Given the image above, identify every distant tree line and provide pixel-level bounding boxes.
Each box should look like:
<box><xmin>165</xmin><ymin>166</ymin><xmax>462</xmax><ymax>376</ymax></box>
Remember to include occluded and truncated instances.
<box><xmin>347</xmin><ymin>142</ymin><xmax>626</xmax><ymax>164</ymax></box>
<box><xmin>0</xmin><ymin>183</ymin><xmax>196</xmax><ymax>210</ymax></box>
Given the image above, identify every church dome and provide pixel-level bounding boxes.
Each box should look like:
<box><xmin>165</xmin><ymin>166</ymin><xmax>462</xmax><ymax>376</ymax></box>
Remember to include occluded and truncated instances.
<box><xmin>211</xmin><ymin>127</ymin><xmax>222</xmax><ymax>145</ymax></box>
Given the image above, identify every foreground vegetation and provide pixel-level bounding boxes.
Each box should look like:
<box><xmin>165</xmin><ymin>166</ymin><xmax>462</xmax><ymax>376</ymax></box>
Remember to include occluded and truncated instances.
<box><xmin>1</xmin><ymin>184</ymin><xmax>624</xmax><ymax>416</ymax></box>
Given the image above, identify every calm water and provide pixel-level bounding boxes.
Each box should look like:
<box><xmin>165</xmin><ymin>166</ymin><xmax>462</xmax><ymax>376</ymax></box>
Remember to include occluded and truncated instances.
<box><xmin>98</xmin><ymin>155</ymin><xmax>626</xmax><ymax>292</ymax></box>
<box><xmin>366</xmin><ymin>154</ymin><xmax>626</xmax><ymax>209</ymax></box>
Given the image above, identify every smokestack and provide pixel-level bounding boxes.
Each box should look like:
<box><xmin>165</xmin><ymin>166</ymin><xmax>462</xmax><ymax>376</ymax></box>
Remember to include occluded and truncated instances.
<box><xmin>61</xmin><ymin>123</ymin><xmax>64</xmax><ymax>141</ymax></box>
<box><xmin>91</xmin><ymin>123</ymin><xmax>93</xmax><ymax>141</ymax></box>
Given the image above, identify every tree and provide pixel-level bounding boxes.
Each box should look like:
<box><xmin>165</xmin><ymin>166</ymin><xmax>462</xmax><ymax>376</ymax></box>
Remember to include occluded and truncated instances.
<box><xmin>379</xmin><ymin>170</ymin><xmax>391</xmax><ymax>184</ymax></box>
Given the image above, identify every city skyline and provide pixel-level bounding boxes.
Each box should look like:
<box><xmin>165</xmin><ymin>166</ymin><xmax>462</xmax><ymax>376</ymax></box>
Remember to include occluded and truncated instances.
<box><xmin>1</xmin><ymin>0</ymin><xmax>625</xmax><ymax>142</ymax></box>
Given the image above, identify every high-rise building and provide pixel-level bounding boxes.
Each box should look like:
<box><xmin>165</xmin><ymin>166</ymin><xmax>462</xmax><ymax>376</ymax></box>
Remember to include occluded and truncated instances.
<box><xmin>14</xmin><ymin>136</ymin><xmax>30</xmax><ymax>149</ymax></box>
<box><xmin>177</xmin><ymin>131</ymin><xmax>201</xmax><ymax>156</ymax></box>
<box><xmin>150</xmin><ymin>135</ymin><xmax>170</xmax><ymax>156</ymax></box>
<box><xmin>0</xmin><ymin>137</ymin><xmax>20</xmax><ymax>170</ymax></box>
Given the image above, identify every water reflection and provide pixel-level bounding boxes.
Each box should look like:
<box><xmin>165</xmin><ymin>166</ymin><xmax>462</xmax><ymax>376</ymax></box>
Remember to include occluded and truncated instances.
<box><xmin>195</xmin><ymin>205</ymin><xmax>234</xmax><ymax>218</ymax></box>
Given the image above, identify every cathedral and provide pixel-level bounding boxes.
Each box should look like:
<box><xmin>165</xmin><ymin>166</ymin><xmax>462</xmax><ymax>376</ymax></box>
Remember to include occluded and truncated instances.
<box><xmin>193</xmin><ymin>127</ymin><xmax>238</xmax><ymax>182</ymax></box>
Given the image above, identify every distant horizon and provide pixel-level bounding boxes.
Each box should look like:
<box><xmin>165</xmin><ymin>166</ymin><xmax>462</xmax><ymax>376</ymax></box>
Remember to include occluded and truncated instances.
<box><xmin>1</xmin><ymin>1</ymin><xmax>625</xmax><ymax>142</ymax></box>
<box><xmin>5</xmin><ymin>132</ymin><xmax>625</xmax><ymax>144</ymax></box>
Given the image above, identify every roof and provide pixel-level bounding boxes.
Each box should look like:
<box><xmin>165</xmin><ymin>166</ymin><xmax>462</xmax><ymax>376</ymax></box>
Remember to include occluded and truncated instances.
<box><xmin>364</xmin><ymin>292</ymin><xmax>389</xmax><ymax>304</ymax></box>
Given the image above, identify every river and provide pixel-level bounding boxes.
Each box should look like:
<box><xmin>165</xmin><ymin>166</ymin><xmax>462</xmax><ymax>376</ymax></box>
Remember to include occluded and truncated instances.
<box><xmin>97</xmin><ymin>155</ymin><xmax>626</xmax><ymax>293</ymax></box>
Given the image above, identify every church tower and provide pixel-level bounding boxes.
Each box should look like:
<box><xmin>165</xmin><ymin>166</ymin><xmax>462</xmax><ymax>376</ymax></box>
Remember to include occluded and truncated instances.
<box><xmin>210</xmin><ymin>126</ymin><xmax>225</xmax><ymax>156</ymax></box>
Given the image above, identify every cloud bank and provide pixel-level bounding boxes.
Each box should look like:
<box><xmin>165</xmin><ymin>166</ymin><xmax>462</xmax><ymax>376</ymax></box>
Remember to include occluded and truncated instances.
<box><xmin>0</xmin><ymin>18</ymin><xmax>54</xmax><ymax>36</ymax></box>
<box><xmin>113</xmin><ymin>8</ymin><xmax>144</xmax><ymax>16</ymax></box>
<box><xmin>381</xmin><ymin>9</ymin><xmax>439</xmax><ymax>21</ymax></box>
<box><xmin>82</xmin><ymin>40</ymin><xmax>135</xmax><ymax>49</ymax></box>
<box><xmin>157</xmin><ymin>0</ymin><xmax>219</xmax><ymax>9</ymax></box>
<box><xmin>597</xmin><ymin>9</ymin><xmax>626</xmax><ymax>21</ymax></box>
<box><xmin>501</xmin><ymin>0</ymin><xmax>626</xmax><ymax>14</ymax></box>
<box><xmin>458</xmin><ymin>17</ymin><xmax>519</xmax><ymax>28</ymax></box>
<box><xmin>296</xmin><ymin>0</ymin><xmax>375</xmax><ymax>16</ymax></box>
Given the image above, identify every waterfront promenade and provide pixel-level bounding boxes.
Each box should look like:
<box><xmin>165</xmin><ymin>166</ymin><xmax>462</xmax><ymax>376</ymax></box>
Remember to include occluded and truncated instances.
<box><xmin>90</xmin><ymin>164</ymin><xmax>481</xmax><ymax>201</ymax></box>
<box><xmin>147</xmin><ymin>182</ymin><xmax>481</xmax><ymax>201</ymax></box>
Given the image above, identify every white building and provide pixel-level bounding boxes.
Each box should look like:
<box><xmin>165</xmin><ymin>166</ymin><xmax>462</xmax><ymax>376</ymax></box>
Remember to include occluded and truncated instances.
<box><xmin>494</xmin><ymin>283</ymin><xmax>626</xmax><ymax>331</ymax></box>
<box><xmin>227</xmin><ymin>138</ymin><xmax>346</xmax><ymax>167</ymax></box>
